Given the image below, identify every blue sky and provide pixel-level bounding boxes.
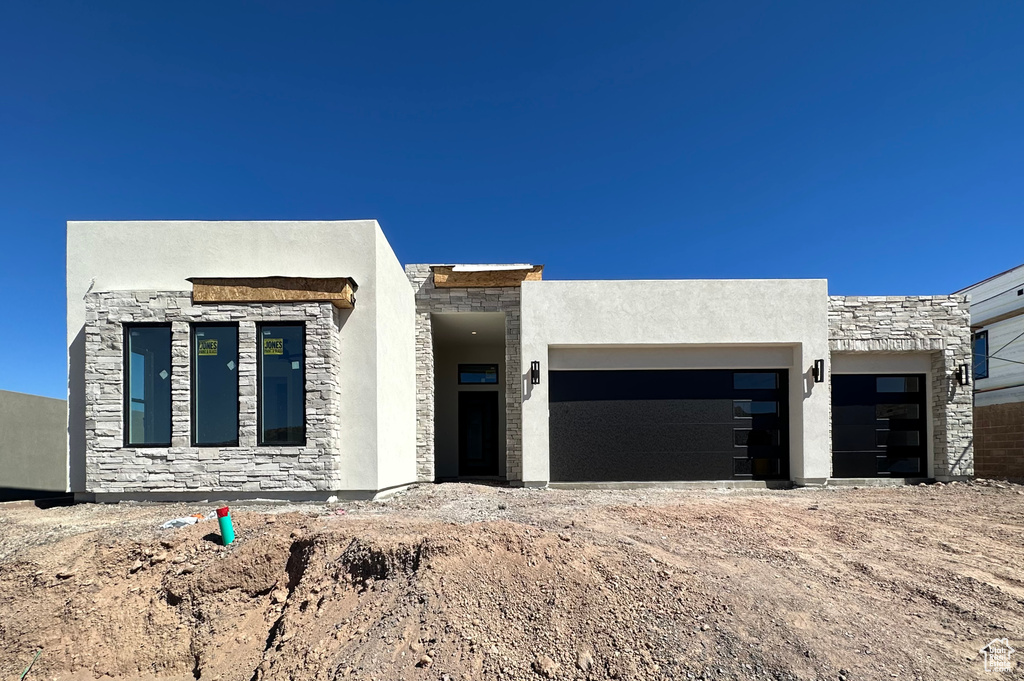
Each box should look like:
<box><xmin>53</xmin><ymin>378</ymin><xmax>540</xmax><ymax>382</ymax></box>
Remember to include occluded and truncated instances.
<box><xmin>2</xmin><ymin>1</ymin><xmax>1023</xmax><ymax>398</ymax></box>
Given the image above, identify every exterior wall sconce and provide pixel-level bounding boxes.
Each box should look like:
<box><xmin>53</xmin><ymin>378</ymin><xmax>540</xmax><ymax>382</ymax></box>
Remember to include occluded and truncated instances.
<box><xmin>955</xmin><ymin>363</ymin><xmax>971</xmax><ymax>386</ymax></box>
<box><xmin>812</xmin><ymin>358</ymin><xmax>825</xmax><ymax>383</ymax></box>
<box><xmin>531</xmin><ymin>361</ymin><xmax>541</xmax><ymax>385</ymax></box>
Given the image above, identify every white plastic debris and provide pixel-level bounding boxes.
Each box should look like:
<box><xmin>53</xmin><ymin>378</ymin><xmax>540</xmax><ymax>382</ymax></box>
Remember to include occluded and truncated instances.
<box><xmin>160</xmin><ymin>514</ymin><xmax>208</xmax><ymax>530</ymax></box>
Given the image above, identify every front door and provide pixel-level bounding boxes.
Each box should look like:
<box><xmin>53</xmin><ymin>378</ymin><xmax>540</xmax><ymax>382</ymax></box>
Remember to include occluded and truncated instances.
<box><xmin>459</xmin><ymin>391</ymin><xmax>499</xmax><ymax>476</ymax></box>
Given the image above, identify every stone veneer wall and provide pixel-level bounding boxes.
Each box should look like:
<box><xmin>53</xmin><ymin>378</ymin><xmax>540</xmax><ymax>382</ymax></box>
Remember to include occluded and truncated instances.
<box><xmin>827</xmin><ymin>295</ymin><xmax>973</xmax><ymax>479</ymax></box>
<box><xmin>405</xmin><ymin>265</ymin><xmax>523</xmax><ymax>483</ymax></box>
<box><xmin>84</xmin><ymin>291</ymin><xmax>344</xmax><ymax>494</ymax></box>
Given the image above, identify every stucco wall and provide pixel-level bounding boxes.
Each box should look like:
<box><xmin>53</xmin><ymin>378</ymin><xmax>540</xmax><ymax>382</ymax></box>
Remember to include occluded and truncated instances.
<box><xmin>67</xmin><ymin>220</ymin><xmax>416</xmax><ymax>496</ymax></box>
<box><xmin>373</xmin><ymin>229</ymin><xmax>417</xmax><ymax>491</ymax></box>
<box><xmin>521</xmin><ymin>279</ymin><xmax>831</xmax><ymax>485</ymax></box>
<box><xmin>0</xmin><ymin>390</ymin><xmax>68</xmax><ymax>495</ymax></box>
<box><xmin>827</xmin><ymin>295</ymin><xmax>973</xmax><ymax>480</ymax></box>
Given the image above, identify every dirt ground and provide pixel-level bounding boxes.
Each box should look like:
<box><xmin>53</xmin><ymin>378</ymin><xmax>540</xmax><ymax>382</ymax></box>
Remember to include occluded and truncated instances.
<box><xmin>1</xmin><ymin>481</ymin><xmax>1023</xmax><ymax>681</ymax></box>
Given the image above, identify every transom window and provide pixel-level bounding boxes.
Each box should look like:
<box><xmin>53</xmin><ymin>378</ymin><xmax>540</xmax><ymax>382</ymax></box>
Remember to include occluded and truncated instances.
<box><xmin>458</xmin><ymin>364</ymin><xmax>499</xmax><ymax>384</ymax></box>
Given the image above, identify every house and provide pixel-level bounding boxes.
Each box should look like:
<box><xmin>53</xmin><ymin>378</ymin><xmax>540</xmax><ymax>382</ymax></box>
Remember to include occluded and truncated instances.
<box><xmin>66</xmin><ymin>220</ymin><xmax>973</xmax><ymax>501</ymax></box>
<box><xmin>956</xmin><ymin>264</ymin><xmax>1024</xmax><ymax>479</ymax></box>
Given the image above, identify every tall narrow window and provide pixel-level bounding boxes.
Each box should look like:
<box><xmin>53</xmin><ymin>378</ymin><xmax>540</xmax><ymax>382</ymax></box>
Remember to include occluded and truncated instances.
<box><xmin>192</xmin><ymin>325</ymin><xmax>239</xmax><ymax>446</ymax></box>
<box><xmin>125</xmin><ymin>325</ymin><xmax>172</xmax><ymax>446</ymax></box>
<box><xmin>258</xmin><ymin>324</ymin><xmax>305</xmax><ymax>445</ymax></box>
<box><xmin>973</xmin><ymin>330</ymin><xmax>989</xmax><ymax>380</ymax></box>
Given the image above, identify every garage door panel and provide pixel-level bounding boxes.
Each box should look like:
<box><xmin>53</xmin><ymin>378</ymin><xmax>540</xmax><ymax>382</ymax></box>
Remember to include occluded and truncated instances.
<box><xmin>549</xmin><ymin>369</ymin><xmax>788</xmax><ymax>482</ymax></box>
<box><xmin>831</xmin><ymin>373</ymin><xmax>927</xmax><ymax>478</ymax></box>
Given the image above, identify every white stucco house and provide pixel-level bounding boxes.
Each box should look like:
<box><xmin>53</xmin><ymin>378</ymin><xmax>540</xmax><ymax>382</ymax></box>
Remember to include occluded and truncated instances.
<box><xmin>66</xmin><ymin>220</ymin><xmax>973</xmax><ymax>501</ymax></box>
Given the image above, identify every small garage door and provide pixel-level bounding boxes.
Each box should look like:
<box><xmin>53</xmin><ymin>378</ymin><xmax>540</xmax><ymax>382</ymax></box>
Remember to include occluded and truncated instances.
<box><xmin>549</xmin><ymin>369</ymin><xmax>789</xmax><ymax>482</ymax></box>
<box><xmin>832</xmin><ymin>374</ymin><xmax>927</xmax><ymax>477</ymax></box>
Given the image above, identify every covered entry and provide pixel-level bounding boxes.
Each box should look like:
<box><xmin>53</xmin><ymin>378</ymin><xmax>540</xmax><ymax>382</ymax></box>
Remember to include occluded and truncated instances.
<box><xmin>549</xmin><ymin>369</ymin><xmax>789</xmax><ymax>482</ymax></box>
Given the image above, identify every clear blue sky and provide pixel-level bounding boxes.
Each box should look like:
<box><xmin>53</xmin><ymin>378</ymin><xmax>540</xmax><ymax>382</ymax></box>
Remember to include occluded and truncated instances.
<box><xmin>2</xmin><ymin>2</ymin><xmax>1023</xmax><ymax>399</ymax></box>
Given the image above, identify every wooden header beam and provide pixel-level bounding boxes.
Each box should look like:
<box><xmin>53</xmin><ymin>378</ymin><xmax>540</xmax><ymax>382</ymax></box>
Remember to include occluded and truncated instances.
<box><xmin>431</xmin><ymin>265</ymin><xmax>543</xmax><ymax>288</ymax></box>
<box><xmin>188</xmin><ymin>276</ymin><xmax>358</xmax><ymax>309</ymax></box>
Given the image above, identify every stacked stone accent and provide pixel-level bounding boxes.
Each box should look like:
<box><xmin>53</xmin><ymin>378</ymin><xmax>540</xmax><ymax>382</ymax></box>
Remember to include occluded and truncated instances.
<box><xmin>827</xmin><ymin>295</ymin><xmax>973</xmax><ymax>479</ymax></box>
<box><xmin>405</xmin><ymin>265</ymin><xmax>523</xmax><ymax>483</ymax></box>
<box><xmin>84</xmin><ymin>291</ymin><xmax>344</xmax><ymax>494</ymax></box>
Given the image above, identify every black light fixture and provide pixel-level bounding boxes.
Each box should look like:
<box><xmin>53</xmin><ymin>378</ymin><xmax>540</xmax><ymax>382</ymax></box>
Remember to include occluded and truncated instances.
<box><xmin>812</xmin><ymin>358</ymin><xmax>825</xmax><ymax>383</ymax></box>
<box><xmin>531</xmin><ymin>361</ymin><xmax>541</xmax><ymax>385</ymax></box>
<box><xmin>955</xmin><ymin>363</ymin><xmax>971</xmax><ymax>386</ymax></box>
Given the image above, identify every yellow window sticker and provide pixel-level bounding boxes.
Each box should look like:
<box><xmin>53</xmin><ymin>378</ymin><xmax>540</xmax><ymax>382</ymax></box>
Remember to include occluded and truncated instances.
<box><xmin>198</xmin><ymin>339</ymin><xmax>218</xmax><ymax>356</ymax></box>
<box><xmin>264</xmin><ymin>338</ymin><xmax>284</xmax><ymax>355</ymax></box>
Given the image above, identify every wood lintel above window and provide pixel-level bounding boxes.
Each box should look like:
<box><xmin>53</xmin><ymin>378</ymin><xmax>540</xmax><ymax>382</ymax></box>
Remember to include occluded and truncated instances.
<box><xmin>431</xmin><ymin>265</ymin><xmax>543</xmax><ymax>288</ymax></box>
<box><xmin>188</xmin><ymin>276</ymin><xmax>358</xmax><ymax>309</ymax></box>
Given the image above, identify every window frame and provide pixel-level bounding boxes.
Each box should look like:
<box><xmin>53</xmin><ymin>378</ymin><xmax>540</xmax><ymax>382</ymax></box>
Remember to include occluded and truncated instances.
<box><xmin>972</xmin><ymin>330</ymin><xmax>989</xmax><ymax>380</ymax></box>
<box><xmin>256</xmin><ymin>321</ymin><xmax>307</xmax><ymax>447</ymax></box>
<box><xmin>122</xmin><ymin>322</ymin><xmax>173</xmax><ymax>448</ymax></box>
<box><xmin>458</xmin><ymin>363</ymin><xmax>500</xmax><ymax>385</ymax></box>
<box><xmin>190</xmin><ymin>322</ymin><xmax>241</xmax><ymax>448</ymax></box>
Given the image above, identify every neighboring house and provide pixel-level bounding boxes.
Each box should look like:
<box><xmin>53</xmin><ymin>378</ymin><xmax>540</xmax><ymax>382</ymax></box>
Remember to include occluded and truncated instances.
<box><xmin>67</xmin><ymin>221</ymin><xmax>973</xmax><ymax>501</ymax></box>
<box><xmin>956</xmin><ymin>264</ymin><xmax>1024</xmax><ymax>479</ymax></box>
<box><xmin>0</xmin><ymin>389</ymin><xmax>68</xmax><ymax>500</ymax></box>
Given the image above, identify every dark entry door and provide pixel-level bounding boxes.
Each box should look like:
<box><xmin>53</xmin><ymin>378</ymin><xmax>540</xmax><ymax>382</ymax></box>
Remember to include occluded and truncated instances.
<box><xmin>832</xmin><ymin>374</ymin><xmax>927</xmax><ymax>477</ymax></box>
<box><xmin>459</xmin><ymin>391</ymin><xmax>499</xmax><ymax>476</ymax></box>
<box><xmin>548</xmin><ymin>369</ymin><xmax>789</xmax><ymax>482</ymax></box>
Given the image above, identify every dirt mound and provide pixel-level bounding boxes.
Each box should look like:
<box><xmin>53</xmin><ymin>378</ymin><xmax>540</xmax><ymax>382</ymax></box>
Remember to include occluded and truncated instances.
<box><xmin>2</xmin><ymin>483</ymin><xmax>1024</xmax><ymax>680</ymax></box>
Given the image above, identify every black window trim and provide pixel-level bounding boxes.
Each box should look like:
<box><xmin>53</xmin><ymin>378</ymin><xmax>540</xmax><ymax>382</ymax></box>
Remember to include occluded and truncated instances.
<box><xmin>973</xmin><ymin>330</ymin><xmax>989</xmax><ymax>380</ymax></box>
<box><xmin>123</xmin><ymin>322</ymin><xmax>173</xmax><ymax>449</ymax></box>
<box><xmin>257</xmin><ymin>321</ymin><xmax>307</xmax><ymax>447</ymax></box>
<box><xmin>190</xmin><ymin>322</ymin><xmax>241</xmax><ymax>448</ymax></box>
<box><xmin>458</xmin><ymin>363</ymin><xmax>500</xmax><ymax>385</ymax></box>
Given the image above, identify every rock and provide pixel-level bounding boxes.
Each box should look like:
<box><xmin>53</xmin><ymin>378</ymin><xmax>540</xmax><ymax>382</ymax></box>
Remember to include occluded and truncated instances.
<box><xmin>56</xmin><ymin>571</ymin><xmax>75</xmax><ymax>579</ymax></box>
<box><xmin>498</xmin><ymin>503</ymin><xmax>507</xmax><ymax>510</ymax></box>
<box><xmin>129</xmin><ymin>560</ymin><xmax>144</xmax><ymax>573</ymax></box>
<box><xmin>558</xmin><ymin>533</ymin><xmax>571</xmax><ymax>542</ymax></box>
<box><xmin>577</xmin><ymin>650</ymin><xmax>594</xmax><ymax>671</ymax></box>
<box><xmin>270</xmin><ymin>589</ymin><xmax>288</xmax><ymax>604</ymax></box>
<box><xmin>151</xmin><ymin>551</ymin><xmax>168</xmax><ymax>564</ymax></box>
<box><xmin>533</xmin><ymin>655</ymin><xmax>559</xmax><ymax>677</ymax></box>
<box><xmin>409</xmin><ymin>641</ymin><xmax>424</xmax><ymax>654</ymax></box>
<box><xmin>416</xmin><ymin>654</ymin><xmax>432</xmax><ymax>667</ymax></box>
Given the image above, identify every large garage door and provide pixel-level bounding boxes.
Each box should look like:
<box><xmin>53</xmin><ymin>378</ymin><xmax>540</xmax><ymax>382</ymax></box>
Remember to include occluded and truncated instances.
<box><xmin>832</xmin><ymin>374</ymin><xmax>927</xmax><ymax>477</ymax></box>
<box><xmin>549</xmin><ymin>369</ymin><xmax>789</xmax><ymax>482</ymax></box>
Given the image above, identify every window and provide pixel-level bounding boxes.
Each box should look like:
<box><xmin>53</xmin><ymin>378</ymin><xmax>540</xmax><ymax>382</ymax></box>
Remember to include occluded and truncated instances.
<box><xmin>192</xmin><ymin>325</ymin><xmax>239</xmax><ymax>446</ymax></box>
<box><xmin>876</xmin><ymin>404</ymin><xmax>920</xmax><ymax>420</ymax></box>
<box><xmin>258</xmin><ymin>324</ymin><xmax>305</xmax><ymax>445</ymax></box>
<box><xmin>973</xmin><ymin>331</ymin><xmax>989</xmax><ymax>380</ymax></box>
<box><xmin>876</xmin><ymin>376</ymin><xmax>919</xmax><ymax>393</ymax></box>
<box><xmin>124</xmin><ymin>325</ymin><xmax>172</xmax><ymax>446</ymax></box>
<box><xmin>733</xmin><ymin>372</ymin><xmax>778</xmax><ymax>390</ymax></box>
<box><xmin>733</xmin><ymin>400</ymin><xmax>778</xmax><ymax>418</ymax></box>
<box><xmin>458</xmin><ymin>364</ymin><xmax>499</xmax><ymax>384</ymax></box>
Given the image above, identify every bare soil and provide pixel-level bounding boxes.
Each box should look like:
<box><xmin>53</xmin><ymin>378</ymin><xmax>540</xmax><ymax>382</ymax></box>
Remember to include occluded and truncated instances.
<box><xmin>1</xmin><ymin>481</ymin><xmax>1023</xmax><ymax>681</ymax></box>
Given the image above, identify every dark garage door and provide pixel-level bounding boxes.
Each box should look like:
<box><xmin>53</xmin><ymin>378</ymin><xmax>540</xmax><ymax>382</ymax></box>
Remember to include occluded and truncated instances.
<box><xmin>549</xmin><ymin>369</ymin><xmax>789</xmax><ymax>482</ymax></box>
<box><xmin>832</xmin><ymin>374</ymin><xmax>927</xmax><ymax>477</ymax></box>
